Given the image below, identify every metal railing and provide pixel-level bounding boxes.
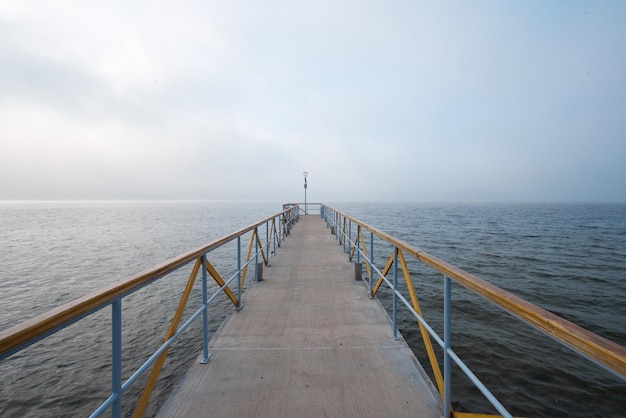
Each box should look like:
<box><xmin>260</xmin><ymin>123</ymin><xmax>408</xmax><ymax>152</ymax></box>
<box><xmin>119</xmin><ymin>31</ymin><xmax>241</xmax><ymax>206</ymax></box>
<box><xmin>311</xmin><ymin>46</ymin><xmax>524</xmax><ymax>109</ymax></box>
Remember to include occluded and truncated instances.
<box><xmin>0</xmin><ymin>206</ymin><xmax>301</xmax><ymax>418</ymax></box>
<box><xmin>283</xmin><ymin>202</ymin><xmax>322</xmax><ymax>215</ymax></box>
<box><xmin>322</xmin><ymin>205</ymin><xmax>626</xmax><ymax>418</ymax></box>
<box><xmin>3</xmin><ymin>202</ymin><xmax>625</xmax><ymax>417</ymax></box>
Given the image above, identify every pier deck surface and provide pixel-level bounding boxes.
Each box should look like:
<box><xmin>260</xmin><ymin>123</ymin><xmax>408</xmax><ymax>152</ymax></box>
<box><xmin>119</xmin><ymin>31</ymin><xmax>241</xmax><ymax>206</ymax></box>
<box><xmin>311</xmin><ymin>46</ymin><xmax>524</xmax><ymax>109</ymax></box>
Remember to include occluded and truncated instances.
<box><xmin>157</xmin><ymin>215</ymin><xmax>442</xmax><ymax>418</ymax></box>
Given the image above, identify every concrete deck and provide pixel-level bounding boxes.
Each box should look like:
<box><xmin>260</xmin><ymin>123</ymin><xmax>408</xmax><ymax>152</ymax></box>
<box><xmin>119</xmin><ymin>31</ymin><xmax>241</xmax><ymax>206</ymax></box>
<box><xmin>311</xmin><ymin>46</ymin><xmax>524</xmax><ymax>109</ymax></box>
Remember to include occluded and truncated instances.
<box><xmin>157</xmin><ymin>215</ymin><xmax>442</xmax><ymax>418</ymax></box>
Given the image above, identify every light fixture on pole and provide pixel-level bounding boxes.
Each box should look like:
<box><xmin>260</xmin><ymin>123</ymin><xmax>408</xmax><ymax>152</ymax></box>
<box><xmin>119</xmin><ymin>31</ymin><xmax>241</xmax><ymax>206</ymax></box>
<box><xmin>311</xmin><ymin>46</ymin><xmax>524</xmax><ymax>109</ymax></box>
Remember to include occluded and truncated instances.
<box><xmin>303</xmin><ymin>171</ymin><xmax>308</xmax><ymax>215</ymax></box>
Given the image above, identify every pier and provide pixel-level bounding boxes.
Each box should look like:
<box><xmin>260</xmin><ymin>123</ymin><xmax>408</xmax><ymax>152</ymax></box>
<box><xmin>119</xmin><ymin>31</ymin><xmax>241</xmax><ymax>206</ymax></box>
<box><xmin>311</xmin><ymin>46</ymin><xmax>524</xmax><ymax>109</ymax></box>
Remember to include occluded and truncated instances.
<box><xmin>1</xmin><ymin>203</ymin><xmax>625</xmax><ymax>417</ymax></box>
<box><xmin>156</xmin><ymin>214</ymin><xmax>442</xmax><ymax>417</ymax></box>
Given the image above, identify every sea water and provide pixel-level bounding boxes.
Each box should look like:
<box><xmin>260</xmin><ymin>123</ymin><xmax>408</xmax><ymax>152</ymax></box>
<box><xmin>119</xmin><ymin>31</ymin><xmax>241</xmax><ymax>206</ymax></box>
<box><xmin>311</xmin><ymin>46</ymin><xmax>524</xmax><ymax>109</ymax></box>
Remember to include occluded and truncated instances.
<box><xmin>0</xmin><ymin>201</ymin><xmax>625</xmax><ymax>417</ymax></box>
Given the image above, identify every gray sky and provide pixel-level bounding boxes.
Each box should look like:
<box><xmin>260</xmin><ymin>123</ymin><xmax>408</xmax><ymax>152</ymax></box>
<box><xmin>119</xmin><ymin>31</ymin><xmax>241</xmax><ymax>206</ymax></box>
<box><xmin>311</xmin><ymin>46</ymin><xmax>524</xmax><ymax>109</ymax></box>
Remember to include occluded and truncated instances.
<box><xmin>1</xmin><ymin>1</ymin><xmax>625</xmax><ymax>202</ymax></box>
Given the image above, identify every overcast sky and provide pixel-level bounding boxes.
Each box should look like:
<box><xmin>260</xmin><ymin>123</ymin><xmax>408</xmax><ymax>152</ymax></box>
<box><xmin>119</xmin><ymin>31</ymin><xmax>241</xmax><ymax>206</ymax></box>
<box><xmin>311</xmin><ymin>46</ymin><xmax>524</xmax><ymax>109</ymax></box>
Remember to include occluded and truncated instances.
<box><xmin>1</xmin><ymin>1</ymin><xmax>625</xmax><ymax>202</ymax></box>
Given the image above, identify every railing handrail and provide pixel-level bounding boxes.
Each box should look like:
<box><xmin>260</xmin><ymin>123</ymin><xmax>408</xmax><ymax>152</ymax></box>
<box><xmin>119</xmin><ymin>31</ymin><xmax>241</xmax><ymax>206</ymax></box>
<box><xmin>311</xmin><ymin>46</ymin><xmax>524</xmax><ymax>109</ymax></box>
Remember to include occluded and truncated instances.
<box><xmin>0</xmin><ymin>207</ymin><xmax>296</xmax><ymax>360</ymax></box>
<box><xmin>322</xmin><ymin>205</ymin><xmax>626</xmax><ymax>377</ymax></box>
<box><xmin>283</xmin><ymin>202</ymin><xmax>323</xmax><ymax>206</ymax></box>
<box><xmin>283</xmin><ymin>202</ymin><xmax>322</xmax><ymax>211</ymax></box>
<box><xmin>3</xmin><ymin>203</ymin><xmax>624</xmax><ymax>417</ymax></box>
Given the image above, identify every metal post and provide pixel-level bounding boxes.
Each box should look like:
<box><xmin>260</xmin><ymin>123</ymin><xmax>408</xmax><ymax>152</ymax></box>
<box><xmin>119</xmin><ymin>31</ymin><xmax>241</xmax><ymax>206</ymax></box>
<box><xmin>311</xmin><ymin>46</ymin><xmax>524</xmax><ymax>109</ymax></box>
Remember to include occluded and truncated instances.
<box><xmin>272</xmin><ymin>218</ymin><xmax>277</xmax><ymax>257</ymax></box>
<box><xmin>357</xmin><ymin>227</ymin><xmax>361</xmax><ymax>263</ymax></box>
<box><xmin>255</xmin><ymin>227</ymin><xmax>259</xmax><ymax>283</ymax></box>
<box><xmin>444</xmin><ymin>275</ymin><xmax>452</xmax><ymax>418</ymax></box>
<box><xmin>393</xmin><ymin>247</ymin><xmax>398</xmax><ymax>340</ymax></box>
<box><xmin>303</xmin><ymin>171</ymin><xmax>308</xmax><ymax>215</ymax></box>
<box><xmin>281</xmin><ymin>215</ymin><xmax>285</xmax><ymax>242</ymax></box>
<box><xmin>369</xmin><ymin>231</ymin><xmax>374</xmax><ymax>297</ymax></box>
<box><xmin>237</xmin><ymin>236</ymin><xmax>242</xmax><ymax>311</ymax></box>
<box><xmin>266</xmin><ymin>221</ymin><xmax>269</xmax><ymax>262</ymax></box>
<box><xmin>349</xmin><ymin>220</ymin><xmax>352</xmax><ymax>251</ymax></box>
<box><xmin>111</xmin><ymin>299</ymin><xmax>122</xmax><ymax>418</ymax></box>
<box><xmin>201</xmin><ymin>255</ymin><xmax>210</xmax><ymax>363</ymax></box>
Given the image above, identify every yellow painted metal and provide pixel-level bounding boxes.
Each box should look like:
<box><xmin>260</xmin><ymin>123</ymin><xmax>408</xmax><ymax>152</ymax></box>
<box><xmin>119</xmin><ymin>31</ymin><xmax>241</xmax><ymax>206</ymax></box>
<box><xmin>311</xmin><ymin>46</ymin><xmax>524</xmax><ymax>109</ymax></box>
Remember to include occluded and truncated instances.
<box><xmin>372</xmin><ymin>253</ymin><xmax>394</xmax><ymax>296</ymax></box>
<box><xmin>255</xmin><ymin>229</ymin><xmax>268</xmax><ymax>265</ymax></box>
<box><xmin>239</xmin><ymin>226</ymin><xmax>268</xmax><ymax>287</ymax></box>
<box><xmin>205</xmin><ymin>260</ymin><xmax>238</xmax><ymax>307</ymax></box>
<box><xmin>0</xmin><ymin>209</ymin><xmax>289</xmax><ymax>359</ymax></box>
<box><xmin>324</xmin><ymin>205</ymin><xmax>626</xmax><ymax>378</ymax></box>
<box><xmin>346</xmin><ymin>225</ymin><xmax>372</xmax><ymax>282</ymax></box>
<box><xmin>417</xmin><ymin>250</ymin><xmax>626</xmax><ymax>377</ymax></box>
<box><xmin>133</xmin><ymin>257</ymin><xmax>202</xmax><ymax>418</ymax></box>
<box><xmin>240</xmin><ymin>229</ymin><xmax>257</xmax><ymax>288</ymax></box>
<box><xmin>270</xmin><ymin>218</ymin><xmax>281</xmax><ymax>250</ymax></box>
<box><xmin>0</xmin><ymin>206</ymin><xmax>294</xmax><ymax>418</ymax></box>
<box><xmin>397</xmin><ymin>249</ymin><xmax>445</xmax><ymax>397</ymax></box>
<box><xmin>369</xmin><ymin>248</ymin><xmax>445</xmax><ymax>398</ymax></box>
<box><xmin>348</xmin><ymin>225</ymin><xmax>358</xmax><ymax>261</ymax></box>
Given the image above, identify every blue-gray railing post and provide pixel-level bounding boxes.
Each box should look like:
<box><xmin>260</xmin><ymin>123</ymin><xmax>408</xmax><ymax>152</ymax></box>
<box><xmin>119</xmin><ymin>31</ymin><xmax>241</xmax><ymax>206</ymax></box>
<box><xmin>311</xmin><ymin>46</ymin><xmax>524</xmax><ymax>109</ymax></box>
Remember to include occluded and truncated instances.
<box><xmin>237</xmin><ymin>236</ymin><xmax>242</xmax><ymax>311</ymax></box>
<box><xmin>393</xmin><ymin>247</ymin><xmax>399</xmax><ymax>340</ymax></box>
<box><xmin>337</xmin><ymin>215</ymin><xmax>346</xmax><ymax>245</ymax></box>
<box><xmin>280</xmin><ymin>215</ymin><xmax>285</xmax><ymax>242</ymax></box>
<box><xmin>272</xmin><ymin>219</ymin><xmax>276</xmax><ymax>257</ymax></box>
<box><xmin>201</xmin><ymin>255</ymin><xmax>210</xmax><ymax>363</ymax></box>
<box><xmin>337</xmin><ymin>212</ymin><xmax>340</xmax><ymax>242</ymax></box>
<box><xmin>357</xmin><ymin>228</ymin><xmax>361</xmax><ymax>263</ymax></box>
<box><xmin>338</xmin><ymin>215</ymin><xmax>341</xmax><ymax>244</ymax></box>
<box><xmin>111</xmin><ymin>299</ymin><xmax>122</xmax><ymax>418</ymax></box>
<box><xmin>255</xmin><ymin>227</ymin><xmax>259</xmax><ymax>283</ymax></box>
<box><xmin>349</xmin><ymin>220</ymin><xmax>352</xmax><ymax>254</ymax></box>
<box><xmin>444</xmin><ymin>275</ymin><xmax>452</xmax><ymax>418</ymax></box>
<box><xmin>266</xmin><ymin>222</ymin><xmax>269</xmax><ymax>263</ymax></box>
<box><xmin>369</xmin><ymin>231</ymin><xmax>374</xmax><ymax>297</ymax></box>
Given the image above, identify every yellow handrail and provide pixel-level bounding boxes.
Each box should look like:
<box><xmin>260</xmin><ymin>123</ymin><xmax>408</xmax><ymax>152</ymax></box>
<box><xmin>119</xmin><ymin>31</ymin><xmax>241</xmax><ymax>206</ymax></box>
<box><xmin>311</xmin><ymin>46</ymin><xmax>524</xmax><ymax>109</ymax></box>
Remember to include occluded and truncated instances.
<box><xmin>324</xmin><ymin>205</ymin><xmax>626</xmax><ymax>378</ymax></box>
<box><xmin>0</xmin><ymin>207</ymin><xmax>296</xmax><ymax>360</ymax></box>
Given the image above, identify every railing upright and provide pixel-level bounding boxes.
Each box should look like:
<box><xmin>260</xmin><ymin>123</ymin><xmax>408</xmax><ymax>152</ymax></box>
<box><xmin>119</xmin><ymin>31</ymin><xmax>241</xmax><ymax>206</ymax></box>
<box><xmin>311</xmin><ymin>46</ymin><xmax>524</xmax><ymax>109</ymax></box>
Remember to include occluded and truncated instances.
<box><xmin>237</xmin><ymin>236</ymin><xmax>242</xmax><ymax>311</ymax></box>
<box><xmin>356</xmin><ymin>226</ymin><xmax>360</xmax><ymax>264</ymax></box>
<box><xmin>201</xmin><ymin>255</ymin><xmax>210</xmax><ymax>363</ymax></box>
<box><xmin>443</xmin><ymin>275</ymin><xmax>452</xmax><ymax>418</ymax></box>
<box><xmin>266</xmin><ymin>222</ymin><xmax>269</xmax><ymax>261</ymax></box>
<box><xmin>112</xmin><ymin>299</ymin><xmax>122</xmax><ymax>418</ymax></box>
<box><xmin>1</xmin><ymin>207</ymin><xmax>304</xmax><ymax>418</ymax></box>
<box><xmin>369</xmin><ymin>231</ymin><xmax>374</xmax><ymax>298</ymax></box>
<box><xmin>255</xmin><ymin>227</ymin><xmax>259</xmax><ymax>283</ymax></box>
<box><xmin>349</xmin><ymin>220</ymin><xmax>352</xmax><ymax>255</ymax></box>
<box><xmin>343</xmin><ymin>218</ymin><xmax>347</xmax><ymax>253</ymax></box>
<box><xmin>272</xmin><ymin>224</ymin><xmax>276</xmax><ymax>256</ymax></box>
<box><xmin>323</xmin><ymin>204</ymin><xmax>626</xmax><ymax>417</ymax></box>
<box><xmin>392</xmin><ymin>247</ymin><xmax>399</xmax><ymax>341</ymax></box>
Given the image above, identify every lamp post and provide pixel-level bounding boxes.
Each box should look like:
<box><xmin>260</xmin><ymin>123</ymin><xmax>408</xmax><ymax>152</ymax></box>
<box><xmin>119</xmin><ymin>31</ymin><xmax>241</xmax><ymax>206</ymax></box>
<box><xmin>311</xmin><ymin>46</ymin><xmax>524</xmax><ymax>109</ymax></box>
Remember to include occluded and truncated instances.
<box><xmin>303</xmin><ymin>171</ymin><xmax>308</xmax><ymax>215</ymax></box>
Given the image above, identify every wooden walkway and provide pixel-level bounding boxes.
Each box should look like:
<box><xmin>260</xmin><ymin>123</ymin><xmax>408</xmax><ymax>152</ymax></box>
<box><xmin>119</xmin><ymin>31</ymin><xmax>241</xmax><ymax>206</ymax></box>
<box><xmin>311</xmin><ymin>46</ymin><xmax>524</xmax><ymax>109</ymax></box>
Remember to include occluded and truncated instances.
<box><xmin>156</xmin><ymin>215</ymin><xmax>442</xmax><ymax>418</ymax></box>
